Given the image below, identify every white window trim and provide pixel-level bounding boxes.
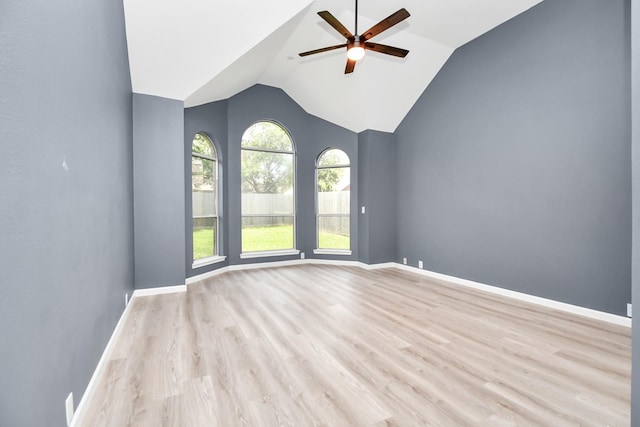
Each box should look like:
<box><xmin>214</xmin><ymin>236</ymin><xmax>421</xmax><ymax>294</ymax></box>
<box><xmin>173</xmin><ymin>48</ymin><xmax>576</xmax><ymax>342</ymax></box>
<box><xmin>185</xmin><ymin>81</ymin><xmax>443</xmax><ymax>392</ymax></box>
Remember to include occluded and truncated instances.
<box><xmin>240</xmin><ymin>249</ymin><xmax>300</xmax><ymax>259</ymax></box>
<box><xmin>192</xmin><ymin>255</ymin><xmax>227</xmax><ymax>269</ymax></box>
<box><xmin>241</xmin><ymin>121</ymin><xmax>297</xmax><ymax>254</ymax></box>
<box><xmin>192</xmin><ymin>133</ymin><xmax>220</xmax><ymax>261</ymax></box>
<box><xmin>313</xmin><ymin>249</ymin><xmax>352</xmax><ymax>256</ymax></box>
<box><xmin>316</xmin><ymin>148</ymin><xmax>351</xmax><ymax>252</ymax></box>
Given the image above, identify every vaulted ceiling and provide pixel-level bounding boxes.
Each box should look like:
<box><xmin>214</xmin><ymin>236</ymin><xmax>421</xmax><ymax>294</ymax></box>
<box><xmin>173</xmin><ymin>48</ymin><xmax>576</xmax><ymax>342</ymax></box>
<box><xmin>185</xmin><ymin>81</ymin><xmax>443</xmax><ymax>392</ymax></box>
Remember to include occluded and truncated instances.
<box><xmin>123</xmin><ymin>0</ymin><xmax>542</xmax><ymax>132</ymax></box>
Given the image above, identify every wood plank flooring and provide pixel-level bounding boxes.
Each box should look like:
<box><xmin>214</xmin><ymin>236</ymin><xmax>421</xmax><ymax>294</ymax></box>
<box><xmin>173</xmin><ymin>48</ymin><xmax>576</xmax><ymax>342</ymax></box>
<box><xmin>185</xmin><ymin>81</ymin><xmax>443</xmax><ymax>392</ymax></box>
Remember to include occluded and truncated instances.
<box><xmin>77</xmin><ymin>265</ymin><xmax>631</xmax><ymax>426</ymax></box>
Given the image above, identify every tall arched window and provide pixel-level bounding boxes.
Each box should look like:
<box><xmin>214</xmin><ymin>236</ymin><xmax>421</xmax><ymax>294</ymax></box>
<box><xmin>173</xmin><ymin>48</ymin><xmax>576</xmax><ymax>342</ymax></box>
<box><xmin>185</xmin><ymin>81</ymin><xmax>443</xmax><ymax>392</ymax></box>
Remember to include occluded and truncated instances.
<box><xmin>316</xmin><ymin>148</ymin><xmax>351</xmax><ymax>253</ymax></box>
<box><xmin>241</xmin><ymin>121</ymin><xmax>296</xmax><ymax>255</ymax></box>
<box><xmin>192</xmin><ymin>133</ymin><xmax>219</xmax><ymax>263</ymax></box>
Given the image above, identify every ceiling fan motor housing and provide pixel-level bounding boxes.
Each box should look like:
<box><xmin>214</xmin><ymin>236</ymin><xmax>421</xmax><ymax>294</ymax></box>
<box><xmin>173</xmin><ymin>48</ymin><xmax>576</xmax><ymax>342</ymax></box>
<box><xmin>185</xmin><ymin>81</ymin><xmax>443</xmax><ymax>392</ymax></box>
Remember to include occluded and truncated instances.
<box><xmin>349</xmin><ymin>35</ymin><xmax>362</xmax><ymax>48</ymax></box>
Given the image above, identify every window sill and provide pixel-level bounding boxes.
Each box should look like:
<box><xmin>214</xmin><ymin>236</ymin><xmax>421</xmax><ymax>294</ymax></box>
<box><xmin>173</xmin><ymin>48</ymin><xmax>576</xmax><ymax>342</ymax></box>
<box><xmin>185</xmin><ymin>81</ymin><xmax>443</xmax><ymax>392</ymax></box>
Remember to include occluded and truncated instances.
<box><xmin>313</xmin><ymin>249</ymin><xmax>352</xmax><ymax>256</ymax></box>
<box><xmin>240</xmin><ymin>249</ymin><xmax>300</xmax><ymax>259</ymax></box>
<box><xmin>192</xmin><ymin>255</ymin><xmax>227</xmax><ymax>269</ymax></box>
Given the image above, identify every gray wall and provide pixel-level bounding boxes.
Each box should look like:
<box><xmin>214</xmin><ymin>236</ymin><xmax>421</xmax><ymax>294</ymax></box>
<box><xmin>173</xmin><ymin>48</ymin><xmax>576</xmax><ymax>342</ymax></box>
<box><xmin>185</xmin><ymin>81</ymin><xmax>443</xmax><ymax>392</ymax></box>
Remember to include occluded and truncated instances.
<box><xmin>304</xmin><ymin>100</ymin><xmax>359</xmax><ymax>262</ymax></box>
<box><xmin>395</xmin><ymin>0</ymin><xmax>631</xmax><ymax>315</ymax></box>
<box><xmin>358</xmin><ymin>132</ymin><xmax>372</xmax><ymax>264</ymax></box>
<box><xmin>184</xmin><ymin>101</ymin><xmax>230</xmax><ymax>276</ymax></box>
<box><xmin>0</xmin><ymin>0</ymin><xmax>133</xmax><ymax>425</ymax></box>
<box><xmin>631</xmin><ymin>0</ymin><xmax>639</xmax><ymax>422</ymax></box>
<box><xmin>133</xmin><ymin>94</ymin><xmax>186</xmax><ymax>289</ymax></box>
<box><xmin>184</xmin><ymin>85</ymin><xmax>359</xmax><ymax>277</ymax></box>
<box><xmin>358</xmin><ymin>130</ymin><xmax>397</xmax><ymax>264</ymax></box>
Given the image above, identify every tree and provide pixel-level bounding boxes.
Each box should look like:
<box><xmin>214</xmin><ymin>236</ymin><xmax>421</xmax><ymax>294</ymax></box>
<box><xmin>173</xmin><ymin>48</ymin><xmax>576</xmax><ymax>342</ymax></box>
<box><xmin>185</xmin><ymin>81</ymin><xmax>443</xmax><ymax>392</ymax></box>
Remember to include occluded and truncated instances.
<box><xmin>241</xmin><ymin>122</ymin><xmax>293</xmax><ymax>194</ymax></box>
<box><xmin>192</xmin><ymin>133</ymin><xmax>216</xmax><ymax>190</ymax></box>
<box><xmin>240</xmin><ymin>123</ymin><xmax>350</xmax><ymax>194</ymax></box>
<box><xmin>317</xmin><ymin>149</ymin><xmax>348</xmax><ymax>192</ymax></box>
<box><xmin>317</xmin><ymin>168</ymin><xmax>342</xmax><ymax>192</ymax></box>
<box><xmin>241</xmin><ymin>150</ymin><xmax>292</xmax><ymax>193</ymax></box>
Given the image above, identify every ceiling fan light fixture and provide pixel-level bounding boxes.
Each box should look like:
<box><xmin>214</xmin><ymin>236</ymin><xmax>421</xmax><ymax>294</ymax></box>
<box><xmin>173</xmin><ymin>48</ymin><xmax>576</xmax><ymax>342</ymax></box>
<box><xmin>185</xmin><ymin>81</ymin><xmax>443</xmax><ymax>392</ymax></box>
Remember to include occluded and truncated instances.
<box><xmin>347</xmin><ymin>36</ymin><xmax>365</xmax><ymax>61</ymax></box>
<box><xmin>347</xmin><ymin>45</ymin><xmax>365</xmax><ymax>61</ymax></box>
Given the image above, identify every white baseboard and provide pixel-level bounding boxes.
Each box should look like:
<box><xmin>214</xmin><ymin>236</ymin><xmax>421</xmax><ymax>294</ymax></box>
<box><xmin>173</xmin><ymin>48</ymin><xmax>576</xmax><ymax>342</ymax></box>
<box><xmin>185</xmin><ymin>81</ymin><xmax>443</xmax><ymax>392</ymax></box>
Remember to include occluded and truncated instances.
<box><xmin>70</xmin><ymin>292</ymin><xmax>136</xmax><ymax>427</ymax></box>
<box><xmin>185</xmin><ymin>259</ymin><xmax>395</xmax><ymax>285</ymax></box>
<box><xmin>186</xmin><ymin>260</ymin><xmax>630</xmax><ymax>326</ymax></box>
<box><xmin>363</xmin><ymin>262</ymin><xmax>397</xmax><ymax>270</ymax></box>
<box><xmin>133</xmin><ymin>284</ymin><xmax>187</xmax><ymax>297</ymax></box>
<box><xmin>392</xmin><ymin>264</ymin><xmax>631</xmax><ymax>328</ymax></box>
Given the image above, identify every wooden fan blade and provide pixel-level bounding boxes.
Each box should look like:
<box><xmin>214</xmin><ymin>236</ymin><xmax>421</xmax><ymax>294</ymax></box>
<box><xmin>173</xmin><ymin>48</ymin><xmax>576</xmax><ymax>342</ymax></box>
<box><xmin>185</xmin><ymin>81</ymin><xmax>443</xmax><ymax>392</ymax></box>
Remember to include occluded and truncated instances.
<box><xmin>299</xmin><ymin>44</ymin><xmax>347</xmax><ymax>57</ymax></box>
<box><xmin>345</xmin><ymin>58</ymin><xmax>356</xmax><ymax>74</ymax></box>
<box><xmin>318</xmin><ymin>11</ymin><xmax>354</xmax><ymax>39</ymax></box>
<box><xmin>361</xmin><ymin>8</ymin><xmax>410</xmax><ymax>41</ymax></box>
<box><xmin>364</xmin><ymin>42</ymin><xmax>409</xmax><ymax>58</ymax></box>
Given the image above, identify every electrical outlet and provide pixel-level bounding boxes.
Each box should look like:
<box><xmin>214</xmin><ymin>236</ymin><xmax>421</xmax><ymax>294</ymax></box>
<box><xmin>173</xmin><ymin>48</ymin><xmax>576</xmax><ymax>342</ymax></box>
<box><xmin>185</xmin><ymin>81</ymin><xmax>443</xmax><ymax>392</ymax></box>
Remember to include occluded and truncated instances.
<box><xmin>627</xmin><ymin>303</ymin><xmax>632</xmax><ymax>318</ymax></box>
<box><xmin>301</xmin><ymin>252</ymin><xmax>305</xmax><ymax>260</ymax></box>
<box><xmin>125</xmin><ymin>293</ymin><xmax>129</xmax><ymax>307</ymax></box>
<box><xmin>418</xmin><ymin>260</ymin><xmax>423</xmax><ymax>269</ymax></box>
<box><xmin>402</xmin><ymin>257</ymin><xmax>407</xmax><ymax>265</ymax></box>
<box><xmin>65</xmin><ymin>393</ymin><xmax>74</xmax><ymax>426</ymax></box>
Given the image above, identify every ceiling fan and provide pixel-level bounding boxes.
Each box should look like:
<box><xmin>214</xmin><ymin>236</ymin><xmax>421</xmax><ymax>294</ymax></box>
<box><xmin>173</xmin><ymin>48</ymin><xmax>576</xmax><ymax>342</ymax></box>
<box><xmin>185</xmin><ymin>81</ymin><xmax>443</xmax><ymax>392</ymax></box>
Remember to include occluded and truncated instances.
<box><xmin>299</xmin><ymin>0</ymin><xmax>410</xmax><ymax>74</ymax></box>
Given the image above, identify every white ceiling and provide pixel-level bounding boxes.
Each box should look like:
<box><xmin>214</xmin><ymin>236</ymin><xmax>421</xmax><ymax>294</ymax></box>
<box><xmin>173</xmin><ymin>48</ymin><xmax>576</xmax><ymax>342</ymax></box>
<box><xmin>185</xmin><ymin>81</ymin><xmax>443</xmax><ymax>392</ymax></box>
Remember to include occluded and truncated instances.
<box><xmin>124</xmin><ymin>0</ymin><xmax>542</xmax><ymax>133</ymax></box>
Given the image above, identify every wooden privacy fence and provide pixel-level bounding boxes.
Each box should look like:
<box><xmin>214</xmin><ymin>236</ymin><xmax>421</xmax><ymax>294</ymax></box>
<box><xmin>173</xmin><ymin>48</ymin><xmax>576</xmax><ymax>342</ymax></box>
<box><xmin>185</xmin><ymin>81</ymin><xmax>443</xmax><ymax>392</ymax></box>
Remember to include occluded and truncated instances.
<box><xmin>193</xmin><ymin>191</ymin><xmax>350</xmax><ymax>234</ymax></box>
<box><xmin>317</xmin><ymin>192</ymin><xmax>349</xmax><ymax>215</ymax></box>
<box><xmin>241</xmin><ymin>193</ymin><xmax>294</xmax><ymax>215</ymax></box>
<box><xmin>193</xmin><ymin>190</ymin><xmax>216</xmax><ymax>218</ymax></box>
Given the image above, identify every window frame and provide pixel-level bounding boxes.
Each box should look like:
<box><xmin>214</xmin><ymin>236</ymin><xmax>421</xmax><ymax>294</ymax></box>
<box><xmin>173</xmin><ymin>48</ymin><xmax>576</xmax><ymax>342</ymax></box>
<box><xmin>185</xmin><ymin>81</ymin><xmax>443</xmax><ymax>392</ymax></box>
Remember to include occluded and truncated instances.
<box><xmin>240</xmin><ymin>120</ymin><xmax>299</xmax><ymax>258</ymax></box>
<box><xmin>191</xmin><ymin>132</ymin><xmax>225</xmax><ymax>268</ymax></box>
<box><xmin>314</xmin><ymin>147</ymin><xmax>352</xmax><ymax>255</ymax></box>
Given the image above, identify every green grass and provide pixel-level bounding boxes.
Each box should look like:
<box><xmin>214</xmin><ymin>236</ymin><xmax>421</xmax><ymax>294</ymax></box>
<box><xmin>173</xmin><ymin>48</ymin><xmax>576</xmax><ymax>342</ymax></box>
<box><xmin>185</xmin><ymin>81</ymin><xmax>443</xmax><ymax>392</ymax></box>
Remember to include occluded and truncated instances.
<box><xmin>193</xmin><ymin>228</ymin><xmax>215</xmax><ymax>260</ymax></box>
<box><xmin>242</xmin><ymin>225</ymin><xmax>294</xmax><ymax>252</ymax></box>
<box><xmin>195</xmin><ymin>225</ymin><xmax>350</xmax><ymax>255</ymax></box>
<box><xmin>241</xmin><ymin>225</ymin><xmax>350</xmax><ymax>252</ymax></box>
<box><xmin>318</xmin><ymin>230</ymin><xmax>350</xmax><ymax>250</ymax></box>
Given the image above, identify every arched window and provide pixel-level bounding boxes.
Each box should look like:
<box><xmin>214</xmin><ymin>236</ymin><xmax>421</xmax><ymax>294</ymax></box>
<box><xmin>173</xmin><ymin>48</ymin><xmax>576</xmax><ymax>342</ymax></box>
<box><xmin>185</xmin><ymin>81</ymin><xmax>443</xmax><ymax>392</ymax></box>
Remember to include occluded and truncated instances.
<box><xmin>240</xmin><ymin>121</ymin><xmax>296</xmax><ymax>255</ymax></box>
<box><xmin>316</xmin><ymin>148</ymin><xmax>351</xmax><ymax>252</ymax></box>
<box><xmin>192</xmin><ymin>133</ymin><xmax>219</xmax><ymax>263</ymax></box>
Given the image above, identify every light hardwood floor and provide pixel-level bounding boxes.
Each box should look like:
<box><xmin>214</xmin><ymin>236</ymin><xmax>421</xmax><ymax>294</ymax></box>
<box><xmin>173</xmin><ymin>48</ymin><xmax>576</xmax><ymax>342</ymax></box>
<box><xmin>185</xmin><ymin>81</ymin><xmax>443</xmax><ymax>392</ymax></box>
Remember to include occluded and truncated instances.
<box><xmin>77</xmin><ymin>265</ymin><xmax>631</xmax><ymax>426</ymax></box>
